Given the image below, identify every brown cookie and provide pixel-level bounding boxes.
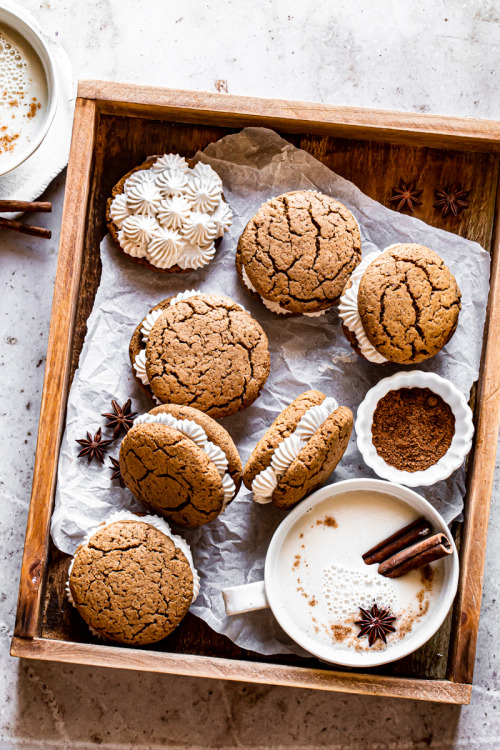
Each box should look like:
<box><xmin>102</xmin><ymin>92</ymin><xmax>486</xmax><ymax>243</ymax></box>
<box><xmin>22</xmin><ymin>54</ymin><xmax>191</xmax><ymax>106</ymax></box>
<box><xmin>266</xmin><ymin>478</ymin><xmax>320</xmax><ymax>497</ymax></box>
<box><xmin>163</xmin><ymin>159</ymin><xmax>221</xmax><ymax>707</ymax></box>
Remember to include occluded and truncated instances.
<box><xmin>120</xmin><ymin>404</ymin><xmax>242</xmax><ymax>527</ymax></box>
<box><xmin>237</xmin><ymin>191</ymin><xmax>361</xmax><ymax>314</ymax></box>
<box><xmin>68</xmin><ymin>519</ymin><xmax>194</xmax><ymax>645</ymax></box>
<box><xmin>130</xmin><ymin>293</ymin><xmax>271</xmax><ymax>417</ymax></box>
<box><xmin>106</xmin><ymin>155</ymin><xmax>227</xmax><ymax>274</ymax></box>
<box><xmin>243</xmin><ymin>391</ymin><xmax>353</xmax><ymax>510</ymax></box>
<box><xmin>358</xmin><ymin>244</ymin><xmax>461</xmax><ymax>364</ymax></box>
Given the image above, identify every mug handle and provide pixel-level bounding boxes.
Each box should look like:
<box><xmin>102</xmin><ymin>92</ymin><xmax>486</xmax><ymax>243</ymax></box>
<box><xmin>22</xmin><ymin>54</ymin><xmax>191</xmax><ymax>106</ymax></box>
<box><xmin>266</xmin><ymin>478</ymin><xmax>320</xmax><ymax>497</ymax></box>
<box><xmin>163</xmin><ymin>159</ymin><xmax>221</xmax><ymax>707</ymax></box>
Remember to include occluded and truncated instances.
<box><xmin>222</xmin><ymin>580</ymin><xmax>269</xmax><ymax>615</ymax></box>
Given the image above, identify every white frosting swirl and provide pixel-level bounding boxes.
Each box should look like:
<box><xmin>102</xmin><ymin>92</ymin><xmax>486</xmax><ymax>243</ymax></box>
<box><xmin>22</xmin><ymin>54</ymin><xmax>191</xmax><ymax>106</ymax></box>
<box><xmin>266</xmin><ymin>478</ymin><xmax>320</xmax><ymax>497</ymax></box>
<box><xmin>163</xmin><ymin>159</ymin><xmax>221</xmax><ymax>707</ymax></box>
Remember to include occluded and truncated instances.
<box><xmin>157</xmin><ymin>195</ymin><xmax>191</xmax><ymax>230</ymax></box>
<box><xmin>181</xmin><ymin>212</ymin><xmax>218</xmax><ymax>245</ymax></box>
<box><xmin>338</xmin><ymin>250</ymin><xmax>388</xmax><ymax>364</ymax></box>
<box><xmin>123</xmin><ymin>169</ymin><xmax>155</xmax><ymax>191</ymax></box>
<box><xmin>114</xmin><ymin>154</ymin><xmax>232</xmax><ymax>270</ymax></box>
<box><xmin>211</xmin><ymin>201</ymin><xmax>233</xmax><ymax>238</ymax></box>
<box><xmin>133</xmin><ymin>349</ymin><xmax>149</xmax><ymax>385</ymax></box>
<box><xmin>117</xmin><ymin>230</ymin><xmax>147</xmax><ymax>259</ymax></box>
<box><xmin>241</xmin><ymin>267</ymin><xmax>327</xmax><ymax>318</ymax></box>
<box><xmin>148</xmin><ymin>227</ymin><xmax>184</xmax><ymax>269</ymax></box>
<box><xmin>169</xmin><ymin>289</ymin><xmax>200</xmax><ymax>306</ymax></box>
<box><xmin>141</xmin><ymin>308</ymin><xmax>165</xmax><ymax>343</ymax></box>
<box><xmin>133</xmin><ymin>411</ymin><xmax>236</xmax><ymax>508</ymax></box>
<box><xmin>121</xmin><ymin>215</ymin><xmax>158</xmax><ymax>247</ymax></box>
<box><xmin>184</xmin><ymin>176</ymin><xmax>222</xmax><ymax>213</ymax></box>
<box><xmin>192</xmin><ymin>161</ymin><xmax>223</xmax><ymax>186</ymax></box>
<box><xmin>251</xmin><ymin>396</ymin><xmax>339</xmax><ymax>505</ymax></box>
<box><xmin>109</xmin><ymin>193</ymin><xmax>130</xmax><ymax>228</ymax></box>
<box><xmin>252</xmin><ymin>465</ymin><xmax>278</xmax><ymax>504</ymax></box>
<box><xmin>152</xmin><ymin>153</ymin><xmax>189</xmax><ymax>173</ymax></box>
<box><xmin>126</xmin><ymin>181</ymin><xmax>162</xmax><ymax>216</ymax></box>
<box><xmin>155</xmin><ymin>169</ymin><xmax>189</xmax><ymax>197</ymax></box>
<box><xmin>177</xmin><ymin>242</ymin><xmax>216</xmax><ymax>271</ymax></box>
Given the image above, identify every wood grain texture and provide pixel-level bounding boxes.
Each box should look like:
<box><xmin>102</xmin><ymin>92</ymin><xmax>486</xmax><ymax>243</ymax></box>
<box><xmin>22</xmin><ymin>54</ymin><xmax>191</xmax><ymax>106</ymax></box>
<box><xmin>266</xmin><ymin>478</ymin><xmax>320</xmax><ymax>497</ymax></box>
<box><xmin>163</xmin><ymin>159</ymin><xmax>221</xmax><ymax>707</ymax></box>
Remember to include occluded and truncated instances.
<box><xmin>448</xmin><ymin>180</ymin><xmax>500</xmax><ymax>685</ymax></box>
<box><xmin>10</xmin><ymin>637</ymin><xmax>472</xmax><ymax>705</ymax></box>
<box><xmin>77</xmin><ymin>79</ymin><xmax>500</xmax><ymax>152</ymax></box>
<box><xmin>13</xmin><ymin>98</ymin><xmax>98</xmax><ymax>639</ymax></box>
<box><xmin>12</xmin><ymin>84</ymin><xmax>500</xmax><ymax>700</ymax></box>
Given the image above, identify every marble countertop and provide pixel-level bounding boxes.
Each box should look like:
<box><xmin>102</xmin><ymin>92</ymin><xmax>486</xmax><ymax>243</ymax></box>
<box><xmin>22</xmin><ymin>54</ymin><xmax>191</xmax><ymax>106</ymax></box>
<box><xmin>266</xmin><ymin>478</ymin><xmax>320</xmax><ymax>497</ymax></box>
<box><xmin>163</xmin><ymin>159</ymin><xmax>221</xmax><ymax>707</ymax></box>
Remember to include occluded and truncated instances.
<box><xmin>1</xmin><ymin>1</ymin><xmax>499</xmax><ymax>748</ymax></box>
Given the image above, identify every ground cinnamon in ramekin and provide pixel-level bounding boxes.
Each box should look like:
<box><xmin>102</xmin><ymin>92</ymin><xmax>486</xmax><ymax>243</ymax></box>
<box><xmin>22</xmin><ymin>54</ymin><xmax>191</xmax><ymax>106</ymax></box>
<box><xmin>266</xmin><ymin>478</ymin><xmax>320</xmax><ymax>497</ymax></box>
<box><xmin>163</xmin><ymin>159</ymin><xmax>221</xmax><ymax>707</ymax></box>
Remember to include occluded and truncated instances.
<box><xmin>371</xmin><ymin>387</ymin><xmax>455</xmax><ymax>472</ymax></box>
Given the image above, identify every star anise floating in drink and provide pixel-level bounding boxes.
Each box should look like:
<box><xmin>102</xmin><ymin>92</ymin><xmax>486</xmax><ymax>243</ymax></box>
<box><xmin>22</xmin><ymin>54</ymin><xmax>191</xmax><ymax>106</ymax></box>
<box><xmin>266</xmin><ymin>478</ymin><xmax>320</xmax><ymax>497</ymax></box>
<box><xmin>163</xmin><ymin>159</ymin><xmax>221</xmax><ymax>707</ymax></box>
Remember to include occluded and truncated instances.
<box><xmin>102</xmin><ymin>399</ymin><xmax>137</xmax><ymax>439</ymax></box>
<box><xmin>76</xmin><ymin>428</ymin><xmax>113</xmax><ymax>465</ymax></box>
<box><xmin>109</xmin><ymin>456</ymin><xmax>125</xmax><ymax>487</ymax></box>
<box><xmin>389</xmin><ymin>179</ymin><xmax>423</xmax><ymax>213</ymax></box>
<box><xmin>433</xmin><ymin>184</ymin><xmax>469</xmax><ymax>217</ymax></box>
<box><xmin>355</xmin><ymin>603</ymin><xmax>397</xmax><ymax>647</ymax></box>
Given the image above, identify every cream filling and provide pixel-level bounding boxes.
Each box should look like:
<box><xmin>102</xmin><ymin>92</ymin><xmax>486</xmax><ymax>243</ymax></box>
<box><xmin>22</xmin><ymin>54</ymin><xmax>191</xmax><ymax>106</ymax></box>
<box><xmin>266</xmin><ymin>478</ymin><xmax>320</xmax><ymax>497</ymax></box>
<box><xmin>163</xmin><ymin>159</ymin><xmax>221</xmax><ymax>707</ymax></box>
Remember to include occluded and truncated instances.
<box><xmin>241</xmin><ymin>267</ymin><xmax>327</xmax><ymax>318</ymax></box>
<box><xmin>66</xmin><ymin>510</ymin><xmax>201</xmax><ymax>637</ymax></box>
<box><xmin>338</xmin><ymin>244</ymin><xmax>404</xmax><ymax>364</ymax></box>
<box><xmin>252</xmin><ymin>396</ymin><xmax>338</xmax><ymax>504</ymax></box>
<box><xmin>109</xmin><ymin>155</ymin><xmax>232</xmax><ymax>270</ymax></box>
<box><xmin>134</xmin><ymin>412</ymin><xmax>236</xmax><ymax>509</ymax></box>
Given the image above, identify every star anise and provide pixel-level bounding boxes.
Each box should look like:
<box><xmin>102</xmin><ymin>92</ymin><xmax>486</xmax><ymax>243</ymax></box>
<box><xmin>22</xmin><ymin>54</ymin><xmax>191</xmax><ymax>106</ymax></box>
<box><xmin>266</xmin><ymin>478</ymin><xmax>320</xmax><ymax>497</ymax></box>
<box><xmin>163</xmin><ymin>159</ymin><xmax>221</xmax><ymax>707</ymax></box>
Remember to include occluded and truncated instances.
<box><xmin>389</xmin><ymin>179</ymin><xmax>423</xmax><ymax>213</ymax></box>
<box><xmin>355</xmin><ymin>604</ymin><xmax>397</xmax><ymax>647</ymax></box>
<box><xmin>76</xmin><ymin>428</ymin><xmax>113</xmax><ymax>465</ymax></box>
<box><xmin>109</xmin><ymin>456</ymin><xmax>125</xmax><ymax>487</ymax></box>
<box><xmin>102</xmin><ymin>399</ymin><xmax>137</xmax><ymax>439</ymax></box>
<box><xmin>433</xmin><ymin>184</ymin><xmax>469</xmax><ymax>217</ymax></box>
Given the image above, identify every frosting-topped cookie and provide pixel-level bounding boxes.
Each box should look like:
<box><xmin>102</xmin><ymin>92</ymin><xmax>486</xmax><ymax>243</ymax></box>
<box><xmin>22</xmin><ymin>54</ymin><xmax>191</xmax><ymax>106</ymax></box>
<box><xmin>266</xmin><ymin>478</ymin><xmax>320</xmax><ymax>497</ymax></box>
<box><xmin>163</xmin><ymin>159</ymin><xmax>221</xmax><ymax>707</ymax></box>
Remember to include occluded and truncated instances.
<box><xmin>339</xmin><ymin>243</ymin><xmax>461</xmax><ymax>364</ymax></box>
<box><xmin>236</xmin><ymin>190</ymin><xmax>361</xmax><ymax>315</ymax></box>
<box><xmin>106</xmin><ymin>155</ymin><xmax>232</xmax><ymax>273</ymax></box>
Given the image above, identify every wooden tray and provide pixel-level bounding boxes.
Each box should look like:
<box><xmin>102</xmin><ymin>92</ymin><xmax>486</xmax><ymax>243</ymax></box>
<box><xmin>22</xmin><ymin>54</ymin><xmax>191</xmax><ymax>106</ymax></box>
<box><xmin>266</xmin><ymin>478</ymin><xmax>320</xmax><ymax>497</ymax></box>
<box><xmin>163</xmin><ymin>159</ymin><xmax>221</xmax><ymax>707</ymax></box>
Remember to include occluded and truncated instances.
<box><xmin>11</xmin><ymin>80</ymin><xmax>500</xmax><ymax>705</ymax></box>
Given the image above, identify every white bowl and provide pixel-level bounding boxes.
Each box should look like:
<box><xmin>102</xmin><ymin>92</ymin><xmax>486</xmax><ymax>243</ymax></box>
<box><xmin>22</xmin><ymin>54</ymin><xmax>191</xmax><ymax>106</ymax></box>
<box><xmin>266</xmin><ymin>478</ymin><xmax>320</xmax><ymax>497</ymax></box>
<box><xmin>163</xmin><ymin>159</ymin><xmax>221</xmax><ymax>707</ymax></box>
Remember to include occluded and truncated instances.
<box><xmin>0</xmin><ymin>4</ymin><xmax>57</xmax><ymax>175</ymax></box>
<box><xmin>356</xmin><ymin>370</ymin><xmax>474</xmax><ymax>487</ymax></box>
<box><xmin>224</xmin><ymin>478</ymin><xmax>459</xmax><ymax>668</ymax></box>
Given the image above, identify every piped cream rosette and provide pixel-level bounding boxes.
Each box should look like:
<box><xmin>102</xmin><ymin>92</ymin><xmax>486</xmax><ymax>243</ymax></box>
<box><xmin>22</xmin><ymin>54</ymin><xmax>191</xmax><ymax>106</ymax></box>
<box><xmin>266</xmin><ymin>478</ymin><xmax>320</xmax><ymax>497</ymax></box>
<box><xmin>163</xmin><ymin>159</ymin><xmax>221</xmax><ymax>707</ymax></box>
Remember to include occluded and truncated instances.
<box><xmin>252</xmin><ymin>396</ymin><xmax>339</xmax><ymax>503</ymax></box>
<box><xmin>66</xmin><ymin>510</ymin><xmax>201</xmax><ymax>638</ymax></box>
<box><xmin>109</xmin><ymin>154</ymin><xmax>232</xmax><ymax>271</ymax></box>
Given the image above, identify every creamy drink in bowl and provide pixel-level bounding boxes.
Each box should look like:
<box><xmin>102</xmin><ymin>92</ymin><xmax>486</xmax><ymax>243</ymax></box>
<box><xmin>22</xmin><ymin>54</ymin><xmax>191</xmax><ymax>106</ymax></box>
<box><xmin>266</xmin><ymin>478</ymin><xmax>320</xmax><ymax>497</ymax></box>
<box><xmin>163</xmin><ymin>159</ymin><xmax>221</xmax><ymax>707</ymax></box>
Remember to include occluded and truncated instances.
<box><xmin>223</xmin><ymin>479</ymin><xmax>458</xmax><ymax>668</ymax></box>
<box><xmin>0</xmin><ymin>8</ymin><xmax>56</xmax><ymax>175</ymax></box>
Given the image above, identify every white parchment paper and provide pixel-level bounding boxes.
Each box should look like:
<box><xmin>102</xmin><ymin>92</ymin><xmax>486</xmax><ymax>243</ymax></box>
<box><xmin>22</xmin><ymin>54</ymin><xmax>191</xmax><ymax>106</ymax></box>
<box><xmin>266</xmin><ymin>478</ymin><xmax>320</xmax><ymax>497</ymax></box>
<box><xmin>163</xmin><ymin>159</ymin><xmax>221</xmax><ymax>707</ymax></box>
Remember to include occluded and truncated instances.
<box><xmin>51</xmin><ymin>127</ymin><xmax>490</xmax><ymax>656</ymax></box>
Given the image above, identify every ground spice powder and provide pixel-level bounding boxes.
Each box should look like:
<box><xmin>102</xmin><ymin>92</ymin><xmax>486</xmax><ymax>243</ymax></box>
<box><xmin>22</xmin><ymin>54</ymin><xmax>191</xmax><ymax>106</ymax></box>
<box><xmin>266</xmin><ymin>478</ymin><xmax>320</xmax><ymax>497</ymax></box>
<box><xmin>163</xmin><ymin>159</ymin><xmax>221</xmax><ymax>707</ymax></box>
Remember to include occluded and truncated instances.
<box><xmin>371</xmin><ymin>387</ymin><xmax>455</xmax><ymax>472</ymax></box>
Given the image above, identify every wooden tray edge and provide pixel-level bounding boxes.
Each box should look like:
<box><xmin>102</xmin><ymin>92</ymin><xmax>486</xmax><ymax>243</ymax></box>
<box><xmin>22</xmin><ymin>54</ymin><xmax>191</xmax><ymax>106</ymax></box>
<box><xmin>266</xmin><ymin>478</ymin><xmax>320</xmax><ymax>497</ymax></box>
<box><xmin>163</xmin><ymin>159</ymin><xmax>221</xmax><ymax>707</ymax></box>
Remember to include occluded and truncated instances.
<box><xmin>10</xmin><ymin>637</ymin><xmax>472</xmax><ymax>705</ymax></box>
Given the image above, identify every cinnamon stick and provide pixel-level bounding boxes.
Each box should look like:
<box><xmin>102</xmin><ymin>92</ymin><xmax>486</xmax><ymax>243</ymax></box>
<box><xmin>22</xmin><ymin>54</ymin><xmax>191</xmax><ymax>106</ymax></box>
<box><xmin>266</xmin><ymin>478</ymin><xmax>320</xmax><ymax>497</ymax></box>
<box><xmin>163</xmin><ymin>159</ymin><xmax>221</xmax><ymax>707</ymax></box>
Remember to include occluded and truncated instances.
<box><xmin>362</xmin><ymin>517</ymin><xmax>432</xmax><ymax>565</ymax></box>
<box><xmin>0</xmin><ymin>200</ymin><xmax>52</xmax><ymax>213</ymax></box>
<box><xmin>378</xmin><ymin>533</ymin><xmax>453</xmax><ymax>578</ymax></box>
<box><xmin>0</xmin><ymin>218</ymin><xmax>51</xmax><ymax>239</ymax></box>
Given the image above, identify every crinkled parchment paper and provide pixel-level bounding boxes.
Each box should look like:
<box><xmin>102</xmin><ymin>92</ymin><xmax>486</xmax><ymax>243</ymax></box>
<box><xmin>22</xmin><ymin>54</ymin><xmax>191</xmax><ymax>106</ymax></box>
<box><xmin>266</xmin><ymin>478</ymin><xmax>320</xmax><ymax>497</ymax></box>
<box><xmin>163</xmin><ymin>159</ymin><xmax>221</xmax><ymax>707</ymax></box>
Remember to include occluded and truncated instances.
<box><xmin>51</xmin><ymin>127</ymin><xmax>490</xmax><ymax>656</ymax></box>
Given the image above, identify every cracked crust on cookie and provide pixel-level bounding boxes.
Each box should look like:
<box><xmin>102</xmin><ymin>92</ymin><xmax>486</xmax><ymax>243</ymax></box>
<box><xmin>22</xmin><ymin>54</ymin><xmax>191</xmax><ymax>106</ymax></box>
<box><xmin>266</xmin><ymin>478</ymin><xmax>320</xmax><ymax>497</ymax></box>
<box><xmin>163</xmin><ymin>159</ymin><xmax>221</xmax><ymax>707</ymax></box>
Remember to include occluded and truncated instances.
<box><xmin>237</xmin><ymin>191</ymin><xmax>361</xmax><ymax>314</ymax></box>
<box><xmin>142</xmin><ymin>294</ymin><xmax>270</xmax><ymax>418</ymax></box>
<box><xmin>358</xmin><ymin>244</ymin><xmax>461</xmax><ymax>364</ymax></box>
<box><xmin>69</xmin><ymin>520</ymin><xmax>193</xmax><ymax>645</ymax></box>
<box><xmin>243</xmin><ymin>390</ymin><xmax>326</xmax><ymax>489</ymax></box>
<box><xmin>120</xmin><ymin>422</ymin><xmax>226</xmax><ymax>527</ymax></box>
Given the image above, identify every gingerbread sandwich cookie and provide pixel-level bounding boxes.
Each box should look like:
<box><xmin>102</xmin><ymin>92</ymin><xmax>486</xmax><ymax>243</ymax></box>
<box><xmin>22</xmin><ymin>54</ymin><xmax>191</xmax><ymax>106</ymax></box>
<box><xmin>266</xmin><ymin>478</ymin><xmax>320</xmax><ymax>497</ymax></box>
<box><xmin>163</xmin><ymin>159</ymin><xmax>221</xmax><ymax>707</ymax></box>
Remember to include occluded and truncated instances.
<box><xmin>130</xmin><ymin>290</ymin><xmax>270</xmax><ymax>418</ymax></box>
<box><xmin>107</xmin><ymin>153</ymin><xmax>232</xmax><ymax>273</ymax></box>
<box><xmin>119</xmin><ymin>404</ymin><xmax>242</xmax><ymax>527</ymax></box>
<box><xmin>243</xmin><ymin>390</ymin><xmax>352</xmax><ymax>510</ymax></box>
<box><xmin>67</xmin><ymin>511</ymin><xmax>200</xmax><ymax>645</ymax></box>
<box><xmin>236</xmin><ymin>190</ymin><xmax>361</xmax><ymax>316</ymax></box>
<box><xmin>338</xmin><ymin>243</ymin><xmax>461</xmax><ymax>364</ymax></box>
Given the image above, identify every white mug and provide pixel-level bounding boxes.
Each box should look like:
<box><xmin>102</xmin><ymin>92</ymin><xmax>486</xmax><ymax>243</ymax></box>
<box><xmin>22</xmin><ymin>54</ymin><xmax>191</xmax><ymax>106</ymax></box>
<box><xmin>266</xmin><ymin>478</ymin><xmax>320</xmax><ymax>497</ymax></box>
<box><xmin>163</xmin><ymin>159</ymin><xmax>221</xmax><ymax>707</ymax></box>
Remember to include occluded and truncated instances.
<box><xmin>223</xmin><ymin>478</ymin><xmax>459</xmax><ymax>668</ymax></box>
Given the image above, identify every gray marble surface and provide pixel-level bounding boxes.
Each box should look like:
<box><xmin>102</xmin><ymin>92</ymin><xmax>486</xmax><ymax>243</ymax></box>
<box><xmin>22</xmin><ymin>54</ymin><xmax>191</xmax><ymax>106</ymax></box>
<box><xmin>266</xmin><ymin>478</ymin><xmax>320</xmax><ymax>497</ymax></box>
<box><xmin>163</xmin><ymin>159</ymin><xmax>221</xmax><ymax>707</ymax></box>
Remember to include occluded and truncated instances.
<box><xmin>1</xmin><ymin>1</ymin><xmax>499</xmax><ymax>747</ymax></box>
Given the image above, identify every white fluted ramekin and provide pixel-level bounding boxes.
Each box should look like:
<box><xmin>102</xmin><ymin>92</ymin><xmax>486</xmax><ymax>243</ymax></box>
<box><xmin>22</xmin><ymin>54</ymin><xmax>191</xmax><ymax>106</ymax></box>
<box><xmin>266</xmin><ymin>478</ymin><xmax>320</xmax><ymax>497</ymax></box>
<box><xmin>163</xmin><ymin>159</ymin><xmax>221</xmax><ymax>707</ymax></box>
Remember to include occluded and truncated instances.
<box><xmin>356</xmin><ymin>370</ymin><xmax>474</xmax><ymax>487</ymax></box>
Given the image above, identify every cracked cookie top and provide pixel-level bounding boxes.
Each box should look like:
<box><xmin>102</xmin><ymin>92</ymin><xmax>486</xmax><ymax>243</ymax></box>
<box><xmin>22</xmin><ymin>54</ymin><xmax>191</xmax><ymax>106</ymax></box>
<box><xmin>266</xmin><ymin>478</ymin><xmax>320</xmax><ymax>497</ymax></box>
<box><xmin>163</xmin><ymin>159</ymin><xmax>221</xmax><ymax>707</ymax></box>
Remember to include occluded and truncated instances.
<box><xmin>119</xmin><ymin>404</ymin><xmax>242</xmax><ymax>527</ymax></box>
<box><xmin>131</xmin><ymin>292</ymin><xmax>270</xmax><ymax>418</ymax></box>
<box><xmin>68</xmin><ymin>519</ymin><xmax>194</xmax><ymax>645</ymax></box>
<box><xmin>243</xmin><ymin>390</ymin><xmax>353</xmax><ymax>510</ymax></box>
<box><xmin>357</xmin><ymin>244</ymin><xmax>461</xmax><ymax>364</ymax></box>
<box><xmin>236</xmin><ymin>191</ymin><xmax>361</xmax><ymax>314</ymax></box>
